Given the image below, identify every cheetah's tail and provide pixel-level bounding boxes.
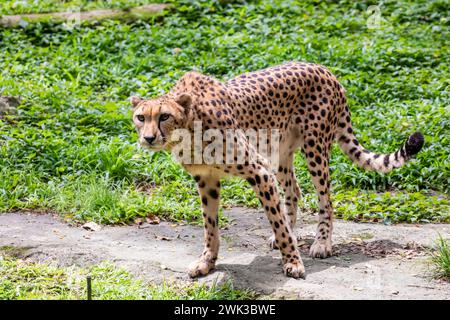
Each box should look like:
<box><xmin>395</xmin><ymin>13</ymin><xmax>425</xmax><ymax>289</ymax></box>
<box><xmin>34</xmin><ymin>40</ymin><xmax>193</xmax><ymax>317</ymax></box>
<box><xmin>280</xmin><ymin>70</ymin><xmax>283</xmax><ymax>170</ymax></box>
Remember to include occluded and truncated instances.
<box><xmin>336</xmin><ymin>126</ymin><xmax>424</xmax><ymax>174</ymax></box>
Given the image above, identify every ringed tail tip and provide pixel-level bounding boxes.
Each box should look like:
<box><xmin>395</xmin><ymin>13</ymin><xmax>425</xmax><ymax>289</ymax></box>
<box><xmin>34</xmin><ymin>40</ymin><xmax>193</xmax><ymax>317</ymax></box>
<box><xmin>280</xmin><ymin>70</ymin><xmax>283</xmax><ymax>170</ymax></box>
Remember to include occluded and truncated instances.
<box><xmin>405</xmin><ymin>132</ymin><xmax>424</xmax><ymax>158</ymax></box>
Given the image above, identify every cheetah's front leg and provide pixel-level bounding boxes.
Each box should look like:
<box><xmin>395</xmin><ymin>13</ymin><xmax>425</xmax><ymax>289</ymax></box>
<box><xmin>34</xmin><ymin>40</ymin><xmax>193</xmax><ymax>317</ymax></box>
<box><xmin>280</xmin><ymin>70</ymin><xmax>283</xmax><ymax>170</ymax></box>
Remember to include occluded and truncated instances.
<box><xmin>188</xmin><ymin>175</ymin><xmax>221</xmax><ymax>278</ymax></box>
<box><xmin>229</xmin><ymin>162</ymin><xmax>306</xmax><ymax>279</ymax></box>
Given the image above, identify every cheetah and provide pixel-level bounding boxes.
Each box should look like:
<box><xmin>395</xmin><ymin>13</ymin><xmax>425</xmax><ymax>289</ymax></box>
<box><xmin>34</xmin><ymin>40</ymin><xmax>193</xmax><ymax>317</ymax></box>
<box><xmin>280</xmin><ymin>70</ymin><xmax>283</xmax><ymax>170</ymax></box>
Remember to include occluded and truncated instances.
<box><xmin>131</xmin><ymin>61</ymin><xmax>424</xmax><ymax>279</ymax></box>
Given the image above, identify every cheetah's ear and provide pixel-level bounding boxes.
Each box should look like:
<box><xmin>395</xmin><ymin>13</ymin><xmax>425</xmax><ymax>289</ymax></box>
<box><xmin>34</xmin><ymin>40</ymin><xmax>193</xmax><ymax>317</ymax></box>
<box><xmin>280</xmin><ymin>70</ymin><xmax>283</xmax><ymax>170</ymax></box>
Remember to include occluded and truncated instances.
<box><xmin>175</xmin><ymin>93</ymin><xmax>192</xmax><ymax>110</ymax></box>
<box><xmin>130</xmin><ymin>96</ymin><xmax>142</xmax><ymax>108</ymax></box>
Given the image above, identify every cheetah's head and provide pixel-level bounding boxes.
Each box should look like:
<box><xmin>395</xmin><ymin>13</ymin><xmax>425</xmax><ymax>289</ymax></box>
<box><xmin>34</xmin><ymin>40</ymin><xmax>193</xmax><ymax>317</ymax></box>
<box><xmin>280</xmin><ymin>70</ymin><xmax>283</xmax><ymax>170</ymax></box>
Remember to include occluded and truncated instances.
<box><xmin>131</xmin><ymin>94</ymin><xmax>192</xmax><ymax>151</ymax></box>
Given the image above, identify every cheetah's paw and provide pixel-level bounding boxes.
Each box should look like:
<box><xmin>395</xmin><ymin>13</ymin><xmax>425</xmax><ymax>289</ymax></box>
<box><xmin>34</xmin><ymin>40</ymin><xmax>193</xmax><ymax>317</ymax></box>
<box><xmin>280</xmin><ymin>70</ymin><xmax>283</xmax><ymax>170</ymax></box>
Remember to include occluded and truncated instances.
<box><xmin>309</xmin><ymin>239</ymin><xmax>332</xmax><ymax>259</ymax></box>
<box><xmin>283</xmin><ymin>260</ymin><xmax>306</xmax><ymax>279</ymax></box>
<box><xmin>188</xmin><ymin>259</ymin><xmax>215</xmax><ymax>278</ymax></box>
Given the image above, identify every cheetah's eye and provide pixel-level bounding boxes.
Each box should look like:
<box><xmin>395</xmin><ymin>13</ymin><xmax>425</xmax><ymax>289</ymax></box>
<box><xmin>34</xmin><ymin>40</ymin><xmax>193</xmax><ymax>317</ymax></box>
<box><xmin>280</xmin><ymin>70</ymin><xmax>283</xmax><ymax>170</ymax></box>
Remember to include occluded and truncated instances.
<box><xmin>137</xmin><ymin>115</ymin><xmax>145</xmax><ymax>122</ymax></box>
<box><xmin>159</xmin><ymin>113</ymin><xmax>170</xmax><ymax>122</ymax></box>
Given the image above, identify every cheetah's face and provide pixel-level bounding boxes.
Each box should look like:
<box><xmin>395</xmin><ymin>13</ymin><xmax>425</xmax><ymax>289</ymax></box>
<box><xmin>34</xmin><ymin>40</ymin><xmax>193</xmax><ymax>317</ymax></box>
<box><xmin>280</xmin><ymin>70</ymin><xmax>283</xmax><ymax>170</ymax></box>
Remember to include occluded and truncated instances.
<box><xmin>131</xmin><ymin>94</ymin><xmax>191</xmax><ymax>151</ymax></box>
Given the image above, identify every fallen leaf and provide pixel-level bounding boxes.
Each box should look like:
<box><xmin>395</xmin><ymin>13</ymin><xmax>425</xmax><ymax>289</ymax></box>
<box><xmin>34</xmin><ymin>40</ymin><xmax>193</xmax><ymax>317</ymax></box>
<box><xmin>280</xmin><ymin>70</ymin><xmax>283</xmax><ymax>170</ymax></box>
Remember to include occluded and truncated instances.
<box><xmin>297</xmin><ymin>240</ymin><xmax>307</xmax><ymax>247</ymax></box>
<box><xmin>52</xmin><ymin>229</ymin><xmax>65</xmax><ymax>239</ymax></box>
<box><xmin>146</xmin><ymin>214</ymin><xmax>160</xmax><ymax>225</ymax></box>
<box><xmin>134</xmin><ymin>218</ymin><xmax>144</xmax><ymax>226</ymax></box>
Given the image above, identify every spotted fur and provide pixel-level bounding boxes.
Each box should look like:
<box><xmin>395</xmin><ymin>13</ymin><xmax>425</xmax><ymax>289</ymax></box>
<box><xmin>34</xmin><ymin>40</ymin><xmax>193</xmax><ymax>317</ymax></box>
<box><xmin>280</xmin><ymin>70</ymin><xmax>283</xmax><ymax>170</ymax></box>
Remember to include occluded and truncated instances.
<box><xmin>131</xmin><ymin>61</ymin><xmax>424</xmax><ymax>279</ymax></box>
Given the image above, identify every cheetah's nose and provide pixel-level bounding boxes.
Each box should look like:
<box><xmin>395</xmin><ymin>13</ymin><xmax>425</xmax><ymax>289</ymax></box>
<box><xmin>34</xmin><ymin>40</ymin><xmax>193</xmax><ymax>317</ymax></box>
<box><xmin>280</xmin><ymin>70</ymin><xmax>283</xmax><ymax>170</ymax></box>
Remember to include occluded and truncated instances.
<box><xmin>144</xmin><ymin>136</ymin><xmax>156</xmax><ymax>145</ymax></box>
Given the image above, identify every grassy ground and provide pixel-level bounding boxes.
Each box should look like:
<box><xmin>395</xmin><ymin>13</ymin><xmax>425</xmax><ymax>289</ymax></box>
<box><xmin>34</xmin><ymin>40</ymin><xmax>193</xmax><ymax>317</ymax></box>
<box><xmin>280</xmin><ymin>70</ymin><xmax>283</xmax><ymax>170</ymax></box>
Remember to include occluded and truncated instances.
<box><xmin>0</xmin><ymin>0</ymin><xmax>449</xmax><ymax>225</ymax></box>
<box><xmin>0</xmin><ymin>249</ymin><xmax>252</xmax><ymax>299</ymax></box>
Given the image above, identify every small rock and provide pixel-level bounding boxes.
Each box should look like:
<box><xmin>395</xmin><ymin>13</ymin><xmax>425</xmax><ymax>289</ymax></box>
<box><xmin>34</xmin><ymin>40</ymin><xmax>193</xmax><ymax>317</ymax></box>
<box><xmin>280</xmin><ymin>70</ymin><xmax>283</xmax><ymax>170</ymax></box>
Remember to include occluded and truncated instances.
<box><xmin>155</xmin><ymin>235</ymin><xmax>172</xmax><ymax>241</ymax></box>
<box><xmin>161</xmin><ymin>264</ymin><xmax>167</xmax><ymax>270</ymax></box>
<box><xmin>82</xmin><ymin>221</ymin><xmax>101</xmax><ymax>232</ymax></box>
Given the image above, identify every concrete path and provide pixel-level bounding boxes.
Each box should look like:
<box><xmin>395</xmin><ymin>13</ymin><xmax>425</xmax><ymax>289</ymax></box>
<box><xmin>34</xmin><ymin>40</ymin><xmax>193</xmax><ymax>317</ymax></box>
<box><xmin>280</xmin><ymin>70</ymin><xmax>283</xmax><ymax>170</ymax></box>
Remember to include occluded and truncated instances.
<box><xmin>0</xmin><ymin>208</ymin><xmax>449</xmax><ymax>299</ymax></box>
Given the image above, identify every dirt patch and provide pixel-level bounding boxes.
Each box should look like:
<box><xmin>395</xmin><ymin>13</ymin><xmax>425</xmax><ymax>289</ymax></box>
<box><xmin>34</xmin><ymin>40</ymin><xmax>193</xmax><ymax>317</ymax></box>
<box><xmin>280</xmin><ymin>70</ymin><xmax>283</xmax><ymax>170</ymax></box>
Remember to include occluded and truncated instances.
<box><xmin>330</xmin><ymin>239</ymin><xmax>427</xmax><ymax>259</ymax></box>
<box><xmin>0</xmin><ymin>208</ymin><xmax>449</xmax><ymax>299</ymax></box>
<box><xmin>0</xmin><ymin>4</ymin><xmax>170</xmax><ymax>27</ymax></box>
<box><xmin>0</xmin><ymin>96</ymin><xmax>20</xmax><ymax>117</ymax></box>
<box><xmin>0</xmin><ymin>245</ymin><xmax>35</xmax><ymax>259</ymax></box>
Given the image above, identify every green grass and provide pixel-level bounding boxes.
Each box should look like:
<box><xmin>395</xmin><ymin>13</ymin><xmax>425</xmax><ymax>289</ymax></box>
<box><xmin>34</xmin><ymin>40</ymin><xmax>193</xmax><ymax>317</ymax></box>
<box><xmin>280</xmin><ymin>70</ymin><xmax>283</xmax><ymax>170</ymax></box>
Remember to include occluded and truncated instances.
<box><xmin>333</xmin><ymin>190</ymin><xmax>450</xmax><ymax>223</ymax></box>
<box><xmin>0</xmin><ymin>0</ymin><xmax>449</xmax><ymax>224</ymax></box>
<box><xmin>0</xmin><ymin>255</ymin><xmax>253</xmax><ymax>300</ymax></box>
<box><xmin>430</xmin><ymin>236</ymin><xmax>450</xmax><ymax>281</ymax></box>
